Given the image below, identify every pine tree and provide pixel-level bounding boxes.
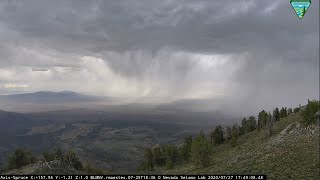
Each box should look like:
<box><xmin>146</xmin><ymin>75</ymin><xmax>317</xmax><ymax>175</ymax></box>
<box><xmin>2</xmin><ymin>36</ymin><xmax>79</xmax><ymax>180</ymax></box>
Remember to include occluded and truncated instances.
<box><xmin>273</xmin><ymin>108</ymin><xmax>280</xmax><ymax>121</ymax></box>
<box><xmin>178</xmin><ymin>136</ymin><xmax>192</xmax><ymax>162</ymax></box>
<box><xmin>241</xmin><ymin>117</ymin><xmax>256</xmax><ymax>133</ymax></box>
<box><xmin>258</xmin><ymin>110</ymin><xmax>268</xmax><ymax>129</ymax></box>
<box><xmin>263</xmin><ymin>112</ymin><xmax>274</xmax><ymax>137</ymax></box>
<box><xmin>163</xmin><ymin>144</ymin><xmax>178</xmax><ymax>168</ymax></box>
<box><xmin>7</xmin><ymin>148</ymin><xmax>37</xmax><ymax>170</ymax></box>
<box><xmin>302</xmin><ymin>100</ymin><xmax>320</xmax><ymax>125</ymax></box>
<box><xmin>241</xmin><ymin>118</ymin><xmax>247</xmax><ymax>134</ymax></box>
<box><xmin>210</xmin><ymin>125</ymin><xmax>225</xmax><ymax>145</ymax></box>
<box><xmin>247</xmin><ymin>116</ymin><xmax>257</xmax><ymax>133</ymax></box>
<box><xmin>280</xmin><ymin>107</ymin><xmax>288</xmax><ymax>118</ymax></box>
<box><xmin>152</xmin><ymin>147</ymin><xmax>165</xmax><ymax>166</ymax></box>
<box><xmin>191</xmin><ymin>130</ymin><xmax>210</xmax><ymax>167</ymax></box>
<box><xmin>143</xmin><ymin>148</ymin><xmax>154</xmax><ymax>170</ymax></box>
<box><xmin>230</xmin><ymin>124</ymin><xmax>239</xmax><ymax>147</ymax></box>
<box><xmin>268</xmin><ymin>112</ymin><xmax>274</xmax><ymax>125</ymax></box>
<box><xmin>225</xmin><ymin>126</ymin><xmax>232</xmax><ymax>141</ymax></box>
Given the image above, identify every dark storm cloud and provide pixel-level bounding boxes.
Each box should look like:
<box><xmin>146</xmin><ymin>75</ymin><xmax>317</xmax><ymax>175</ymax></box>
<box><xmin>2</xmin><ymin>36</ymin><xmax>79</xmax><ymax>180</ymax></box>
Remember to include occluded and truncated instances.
<box><xmin>0</xmin><ymin>0</ymin><xmax>318</xmax><ymax>114</ymax></box>
<box><xmin>0</xmin><ymin>0</ymin><xmax>317</xmax><ymax>54</ymax></box>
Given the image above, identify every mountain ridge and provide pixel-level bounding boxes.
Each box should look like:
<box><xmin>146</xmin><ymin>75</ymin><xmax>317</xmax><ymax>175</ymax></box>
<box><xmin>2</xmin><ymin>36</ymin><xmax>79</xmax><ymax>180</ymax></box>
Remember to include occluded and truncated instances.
<box><xmin>1</xmin><ymin>91</ymin><xmax>84</xmax><ymax>98</ymax></box>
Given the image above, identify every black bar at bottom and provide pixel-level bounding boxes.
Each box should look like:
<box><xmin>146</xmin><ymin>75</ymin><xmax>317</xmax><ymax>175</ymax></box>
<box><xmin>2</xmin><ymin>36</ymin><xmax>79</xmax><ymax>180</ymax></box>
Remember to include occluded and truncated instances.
<box><xmin>0</xmin><ymin>175</ymin><xmax>267</xmax><ymax>180</ymax></box>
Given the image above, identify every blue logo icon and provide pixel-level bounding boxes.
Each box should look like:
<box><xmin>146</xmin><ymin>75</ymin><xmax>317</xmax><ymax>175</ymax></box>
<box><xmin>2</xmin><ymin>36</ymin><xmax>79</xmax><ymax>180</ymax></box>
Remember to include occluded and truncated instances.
<box><xmin>290</xmin><ymin>0</ymin><xmax>311</xmax><ymax>19</ymax></box>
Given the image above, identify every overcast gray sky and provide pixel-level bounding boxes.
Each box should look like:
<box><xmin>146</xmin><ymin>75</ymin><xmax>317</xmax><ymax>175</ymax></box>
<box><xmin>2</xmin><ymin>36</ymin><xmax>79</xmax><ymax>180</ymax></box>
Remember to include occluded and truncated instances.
<box><xmin>0</xmin><ymin>0</ymin><xmax>318</xmax><ymax>113</ymax></box>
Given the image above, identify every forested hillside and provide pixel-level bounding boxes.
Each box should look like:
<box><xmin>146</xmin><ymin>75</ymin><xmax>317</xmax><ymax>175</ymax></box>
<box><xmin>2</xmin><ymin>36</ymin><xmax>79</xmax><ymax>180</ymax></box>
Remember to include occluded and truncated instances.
<box><xmin>138</xmin><ymin>100</ymin><xmax>320</xmax><ymax>179</ymax></box>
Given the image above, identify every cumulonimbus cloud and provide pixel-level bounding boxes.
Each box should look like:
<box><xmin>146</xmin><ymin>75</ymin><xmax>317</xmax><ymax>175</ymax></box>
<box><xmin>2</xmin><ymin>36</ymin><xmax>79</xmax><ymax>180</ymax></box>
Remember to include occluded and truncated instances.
<box><xmin>0</xmin><ymin>0</ymin><xmax>318</xmax><ymax>114</ymax></box>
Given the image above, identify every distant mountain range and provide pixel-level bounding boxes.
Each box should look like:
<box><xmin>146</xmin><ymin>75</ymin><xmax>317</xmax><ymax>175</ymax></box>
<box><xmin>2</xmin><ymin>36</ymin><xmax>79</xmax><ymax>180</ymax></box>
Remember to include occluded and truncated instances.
<box><xmin>0</xmin><ymin>91</ymin><xmax>123</xmax><ymax>112</ymax></box>
<box><xmin>0</xmin><ymin>91</ymin><xmax>109</xmax><ymax>103</ymax></box>
<box><xmin>0</xmin><ymin>91</ymin><xmax>239</xmax><ymax>120</ymax></box>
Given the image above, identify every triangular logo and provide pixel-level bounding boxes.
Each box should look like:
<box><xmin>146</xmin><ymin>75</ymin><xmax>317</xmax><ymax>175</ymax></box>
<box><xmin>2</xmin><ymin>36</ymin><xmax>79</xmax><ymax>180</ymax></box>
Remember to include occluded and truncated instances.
<box><xmin>290</xmin><ymin>0</ymin><xmax>311</xmax><ymax>19</ymax></box>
